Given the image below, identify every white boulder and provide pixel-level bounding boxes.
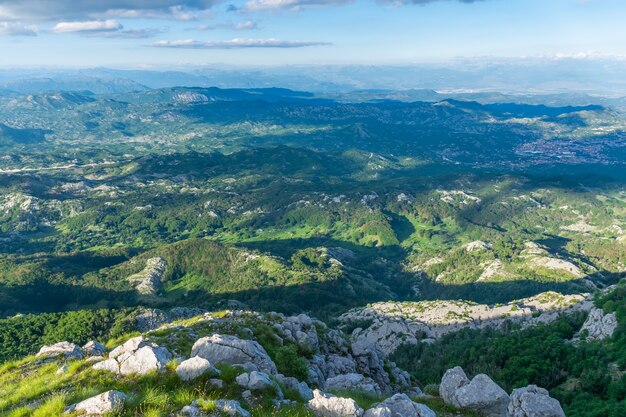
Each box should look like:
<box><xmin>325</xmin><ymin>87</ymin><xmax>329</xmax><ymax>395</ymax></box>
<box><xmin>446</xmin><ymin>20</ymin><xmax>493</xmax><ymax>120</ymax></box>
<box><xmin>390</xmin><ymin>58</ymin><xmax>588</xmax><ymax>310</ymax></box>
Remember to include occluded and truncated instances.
<box><xmin>363</xmin><ymin>393</ymin><xmax>436</xmax><ymax>417</ymax></box>
<box><xmin>325</xmin><ymin>373</ymin><xmax>382</xmax><ymax>395</ymax></box>
<box><xmin>508</xmin><ymin>385</ymin><xmax>565</xmax><ymax>417</ymax></box>
<box><xmin>441</xmin><ymin>366</ymin><xmax>509</xmax><ymax>417</ymax></box>
<box><xmin>191</xmin><ymin>334</ymin><xmax>277</xmax><ymax>374</ymax></box>
<box><xmin>64</xmin><ymin>390</ymin><xmax>126</xmax><ymax>416</ymax></box>
<box><xmin>176</xmin><ymin>357</ymin><xmax>219</xmax><ymax>381</ymax></box>
<box><xmin>308</xmin><ymin>389</ymin><xmax>364</xmax><ymax>417</ymax></box>
<box><xmin>37</xmin><ymin>342</ymin><xmax>83</xmax><ymax>359</ymax></box>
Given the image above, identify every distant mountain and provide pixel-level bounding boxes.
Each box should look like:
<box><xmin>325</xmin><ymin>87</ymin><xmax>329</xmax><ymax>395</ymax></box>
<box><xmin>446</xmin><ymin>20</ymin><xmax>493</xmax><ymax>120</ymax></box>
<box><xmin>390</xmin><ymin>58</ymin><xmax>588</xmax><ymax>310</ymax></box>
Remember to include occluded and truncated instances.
<box><xmin>0</xmin><ymin>76</ymin><xmax>148</xmax><ymax>95</ymax></box>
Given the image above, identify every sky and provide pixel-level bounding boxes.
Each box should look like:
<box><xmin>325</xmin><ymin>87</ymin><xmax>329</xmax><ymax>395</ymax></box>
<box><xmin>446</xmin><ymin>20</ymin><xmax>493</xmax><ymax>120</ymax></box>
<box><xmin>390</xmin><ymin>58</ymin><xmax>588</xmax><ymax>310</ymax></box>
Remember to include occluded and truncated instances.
<box><xmin>0</xmin><ymin>0</ymin><xmax>625</xmax><ymax>67</ymax></box>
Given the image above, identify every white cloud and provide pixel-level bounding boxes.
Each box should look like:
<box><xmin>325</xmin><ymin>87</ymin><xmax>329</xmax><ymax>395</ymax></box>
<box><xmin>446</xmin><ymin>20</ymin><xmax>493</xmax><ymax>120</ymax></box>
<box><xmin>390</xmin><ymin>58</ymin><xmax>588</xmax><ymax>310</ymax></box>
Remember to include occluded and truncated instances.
<box><xmin>51</xmin><ymin>19</ymin><xmax>122</xmax><ymax>33</ymax></box>
<box><xmin>243</xmin><ymin>0</ymin><xmax>352</xmax><ymax>12</ymax></box>
<box><xmin>149</xmin><ymin>37</ymin><xmax>330</xmax><ymax>48</ymax></box>
<box><xmin>195</xmin><ymin>20</ymin><xmax>259</xmax><ymax>31</ymax></box>
<box><xmin>0</xmin><ymin>21</ymin><xmax>37</xmax><ymax>36</ymax></box>
<box><xmin>94</xmin><ymin>27</ymin><xmax>168</xmax><ymax>38</ymax></box>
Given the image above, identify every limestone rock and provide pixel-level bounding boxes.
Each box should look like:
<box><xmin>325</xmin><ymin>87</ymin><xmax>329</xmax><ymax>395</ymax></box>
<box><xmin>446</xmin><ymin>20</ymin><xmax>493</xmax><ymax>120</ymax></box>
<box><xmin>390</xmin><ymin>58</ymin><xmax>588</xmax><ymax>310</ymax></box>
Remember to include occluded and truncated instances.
<box><xmin>83</xmin><ymin>341</ymin><xmax>106</xmax><ymax>357</ymax></box>
<box><xmin>508</xmin><ymin>385</ymin><xmax>565</xmax><ymax>417</ymax></box>
<box><xmin>439</xmin><ymin>366</ymin><xmax>470</xmax><ymax>405</ymax></box>
<box><xmin>325</xmin><ymin>373</ymin><xmax>382</xmax><ymax>395</ymax></box>
<box><xmin>441</xmin><ymin>366</ymin><xmax>509</xmax><ymax>417</ymax></box>
<box><xmin>275</xmin><ymin>374</ymin><xmax>313</xmax><ymax>401</ymax></box>
<box><xmin>180</xmin><ymin>399</ymin><xmax>251</xmax><ymax>417</ymax></box>
<box><xmin>93</xmin><ymin>336</ymin><xmax>171</xmax><ymax>376</ymax></box>
<box><xmin>176</xmin><ymin>357</ymin><xmax>218</xmax><ymax>381</ymax></box>
<box><xmin>92</xmin><ymin>358</ymin><xmax>119</xmax><ymax>373</ymax></box>
<box><xmin>191</xmin><ymin>334</ymin><xmax>277</xmax><ymax>374</ymax></box>
<box><xmin>576</xmin><ymin>308</ymin><xmax>617</xmax><ymax>341</ymax></box>
<box><xmin>236</xmin><ymin>371</ymin><xmax>282</xmax><ymax>398</ymax></box>
<box><xmin>128</xmin><ymin>257</ymin><xmax>167</xmax><ymax>296</ymax></box>
<box><xmin>308</xmin><ymin>389</ymin><xmax>364</xmax><ymax>417</ymax></box>
<box><xmin>119</xmin><ymin>345</ymin><xmax>171</xmax><ymax>375</ymax></box>
<box><xmin>363</xmin><ymin>393</ymin><xmax>436</xmax><ymax>417</ymax></box>
<box><xmin>37</xmin><ymin>341</ymin><xmax>83</xmax><ymax>359</ymax></box>
<box><xmin>64</xmin><ymin>390</ymin><xmax>127</xmax><ymax>416</ymax></box>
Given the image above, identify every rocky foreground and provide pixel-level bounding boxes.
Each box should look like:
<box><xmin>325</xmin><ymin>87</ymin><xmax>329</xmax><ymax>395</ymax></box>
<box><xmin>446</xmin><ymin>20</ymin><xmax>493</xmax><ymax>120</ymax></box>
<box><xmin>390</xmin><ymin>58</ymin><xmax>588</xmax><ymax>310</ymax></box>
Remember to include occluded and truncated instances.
<box><xmin>19</xmin><ymin>294</ymin><xmax>586</xmax><ymax>417</ymax></box>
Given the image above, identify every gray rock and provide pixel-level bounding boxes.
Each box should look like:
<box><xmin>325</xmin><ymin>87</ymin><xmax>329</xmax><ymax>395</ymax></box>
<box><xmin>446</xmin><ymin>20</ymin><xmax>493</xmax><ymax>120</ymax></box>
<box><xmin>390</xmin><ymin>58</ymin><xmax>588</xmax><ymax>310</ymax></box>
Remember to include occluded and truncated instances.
<box><xmin>92</xmin><ymin>358</ymin><xmax>119</xmax><ymax>373</ymax></box>
<box><xmin>508</xmin><ymin>385</ymin><xmax>565</xmax><ymax>417</ymax></box>
<box><xmin>275</xmin><ymin>374</ymin><xmax>314</xmax><ymax>401</ymax></box>
<box><xmin>37</xmin><ymin>341</ymin><xmax>83</xmax><ymax>359</ymax></box>
<box><xmin>83</xmin><ymin>341</ymin><xmax>106</xmax><ymax>357</ymax></box>
<box><xmin>135</xmin><ymin>308</ymin><xmax>170</xmax><ymax>332</ymax></box>
<box><xmin>83</xmin><ymin>340</ymin><xmax>107</xmax><ymax>356</ymax></box>
<box><xmin>325</xmin><ymin>373</ymin><xmax>382</xmax><ymax>395</ymax></box>
<box><xmin>439</xmin><ymin>366</ymin><xmax>470</xmax><ymax>405</ymax></box>
<box><xmin>180</xmin><ymin>399</ymin><xmax>251</xmax><ymax>417</ymax></box>
<box><xmin>209</xmin><ymin>378</ymin><xmax>224</xmax><ymax>389</ymax></box>
<box><xmin>191</xmin><ymin>334</ymin><xmax>277</xmax><ymax>374</ymax></box>
<box><xmin>576</xmin><ymin>308</ymin><xmax>617</xmax><ymax>341</ymax></box>
<box><xmin>363</xmin><ymin>393</ymin><xmax>436</xmax><ymax>417</ymax></box>
<box><xmin>109</xmin><ymin>336</ymin><xmax>150</xmax><ymax>359</ymax></box>
<box><xmin>236</xmin><ymin>371</ymin><xmax>275</xmax><ymax>390</ymax></box>
<box><xmin>176</xmin><ymin>357</ymin><xmax>218</xmax><ymax>381</ymax></box>
<box><xmin>118</xmin><ymin>345</ymin><xmax>172</xmax><ymax>375</ymax></box>
<box><xmin>308</xmin><ymin>389</ymin><xmax>364</xmax><ymax>417</ymax></box>
<box><xmin>441</xmin><ymin>367</ymin><xmax>509</xmax><ymax>417</ymax></box>
<box><xmin>64</xmin><ymin>390</ymin><xmax>126</xmax><ymax>416</ymax></box>
<box><xmin>94</xmin><ymin>336</ymin><xmax>171</xmax><ymax>376</ymax></box>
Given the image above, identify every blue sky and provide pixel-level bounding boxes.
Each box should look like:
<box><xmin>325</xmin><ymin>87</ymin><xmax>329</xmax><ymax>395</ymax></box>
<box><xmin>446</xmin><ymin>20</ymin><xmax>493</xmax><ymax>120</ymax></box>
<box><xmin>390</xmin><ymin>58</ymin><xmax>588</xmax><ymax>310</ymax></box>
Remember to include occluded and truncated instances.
<box><xmin>0</xmin><ymin>0</ymin><xmax>624</xmax><ymax>67</ymax></box>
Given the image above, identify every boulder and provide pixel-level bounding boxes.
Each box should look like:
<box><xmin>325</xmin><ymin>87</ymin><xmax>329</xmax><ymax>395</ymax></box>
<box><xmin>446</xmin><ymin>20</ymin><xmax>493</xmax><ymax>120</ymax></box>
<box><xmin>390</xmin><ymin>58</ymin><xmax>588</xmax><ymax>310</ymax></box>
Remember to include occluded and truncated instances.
<box><xmin>439</xmin><ymin>366</ymin><xmax>470</xmax><ymax>405</ymax></box>
<box><xmin>275</xmin><ymin>374</ymin><xmax>314</xmax><ymax>401</ymax></box>
<box><xmin>508</xmin><ymin>385</ymin><xmax>565</xmax><ymax>417</ymax></box>
<box><xmin>308</xmin><ymin>389</ymin><xmax>364</xmax><ymax>417</ymax></box>
<box><xmin>363</xmin><ymin>393</ymin><xmax>436</xmax><ymax>417</ymax></box>
<box><xmin>179</xmin><ymin>399</ymin><xmax>251</xmax><ymax>417</ymax></box>
<box><xmin>191</xmin><ymin>334</ymin><xmax>277</xmax><ymax>374</ymax></box>
<box><xmin>325</xmin><ymin>373</ymin><xmax>382</xmax><ymax>395</ymax></box>
<box><xmin>92</xmin><ymin>358</ymin><xmax>119</xmax><ymax>373</ymax></box>
<box><xmin>83</xmin><ymin>341</ymin><xmax>106</xmax><ymax>357</ymax></box>
<box><xmin>109</xmin><ymin>336</ymin><xmax>150</xmax><ymax>359</ymax></box>
<box><xmin>441</xmin><ymin>366</ymin><xmax>509</xmax><ymax>417</ymax></box>
<box><xmin>176</xmin><ymin>357</ymin><xmax>219</xmax><ymax>381</ymax></box>
<box><xmin>93</xmin><ymin>336</ymin><xmax>171</xmax><ymax>376</ymax></box>
<box><xmin>64</xmin><ymin>390</ymin><xmax>126</xmax><ymax>416</ymax></box>
<box><xmin>236</xmin><ymin>371</ymin><xmax>278</xmax><ymax>391</ymax></box>
<box><xmin>37</xmin><ymin>341</ymin><xmax>83</xmax><ymax>359</ymax></box>
<box><xmin>118</xmin><ymin>345</ymin><xmax>171</xmax><ymax>375</ymax></box>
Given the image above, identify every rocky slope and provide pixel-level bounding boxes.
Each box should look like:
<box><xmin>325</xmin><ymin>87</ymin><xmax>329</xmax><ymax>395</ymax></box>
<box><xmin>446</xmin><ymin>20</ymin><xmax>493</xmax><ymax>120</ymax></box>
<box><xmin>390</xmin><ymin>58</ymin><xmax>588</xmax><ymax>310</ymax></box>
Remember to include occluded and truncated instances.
<box><xmin>3</xmin><ymin>302</ymin><xmax>576</xmax><ymax>417</ymax></box>
<box><xmin>338</xmin><ymin>291</ymin><xmax>593</xmax><ymax>357</ymax></box>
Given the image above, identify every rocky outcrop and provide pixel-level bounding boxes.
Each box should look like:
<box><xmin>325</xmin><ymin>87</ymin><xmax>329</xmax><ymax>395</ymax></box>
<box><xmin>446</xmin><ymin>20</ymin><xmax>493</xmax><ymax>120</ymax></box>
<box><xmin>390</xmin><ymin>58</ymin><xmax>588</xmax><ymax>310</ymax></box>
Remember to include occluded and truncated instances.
<box><xmin>92</xmin><ymin>336</ymin><xmax>171</xmax><ymax>376</ymax></box>
<box><xmin>440</xmin><ymin>366</ymin><xmax>509</xmax><ymax>417</ymax></box>
<box><xmin>308</xmin><ymin>389</ymin><xmax>364</xmax><ymax>417</ymax></box>
<box><xmin>128</xmin><ymin>257</ymin><xmax>167</xmax><ymax>296</ymax></box>
<box><xmin>82</xmin><ymin>341</ymin><xmax>106</xmax><ymax>356</ymax></box>
<box><xmin>275</xmin><ymin>374</ymin><xmax>313</xmax><ymax>401</ymax></box>
<box><xmin>508</xmin><ymin>385</ymin><xmax>565</xmax><ymax>417</ymax></box>
<box><xmin>176</xmin><ymin>357</ymin><xmax>219</xmax><ymax>381</ymax></box>
<box><xmin>575</xmin><ymin>307</ymin><xmax>617</xmax><ymax>341</ymax></box>
<box><xmin>325</xmin><ymin>373</ymin><xmax>382</xmax><ymax>395</ymax></box>
<box><xmin>64</xmin><ymin>390</ymin><xmax>127</xmax><ymax>416</ymax></box>
<box><xmin>363</xmin><ymin>393</ymin><xmax>436</xmax><ymax>417</ymax></box>
<box><xmin>180</xmin><ymin>399</ymin><xmax>251</xmax><ymax>417</ymax></box>
<box><xmin>236</xmin><ymin>371</ymin><xmax>282</xmax><ymax>398</ymax></box>
<box><xmin>191</xmin><ymin>334</ymin><xmax>277</xmax><ymax>374</ymax></box>
<box><xmin>340</xmin><ymin>291</ymin><xmax>592</xmax><ymax>357</ymax></box>
<box><xmin>37</xmin><ymin>341</ymin><xmax>83</xmax><ymax>359</ymax></box>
